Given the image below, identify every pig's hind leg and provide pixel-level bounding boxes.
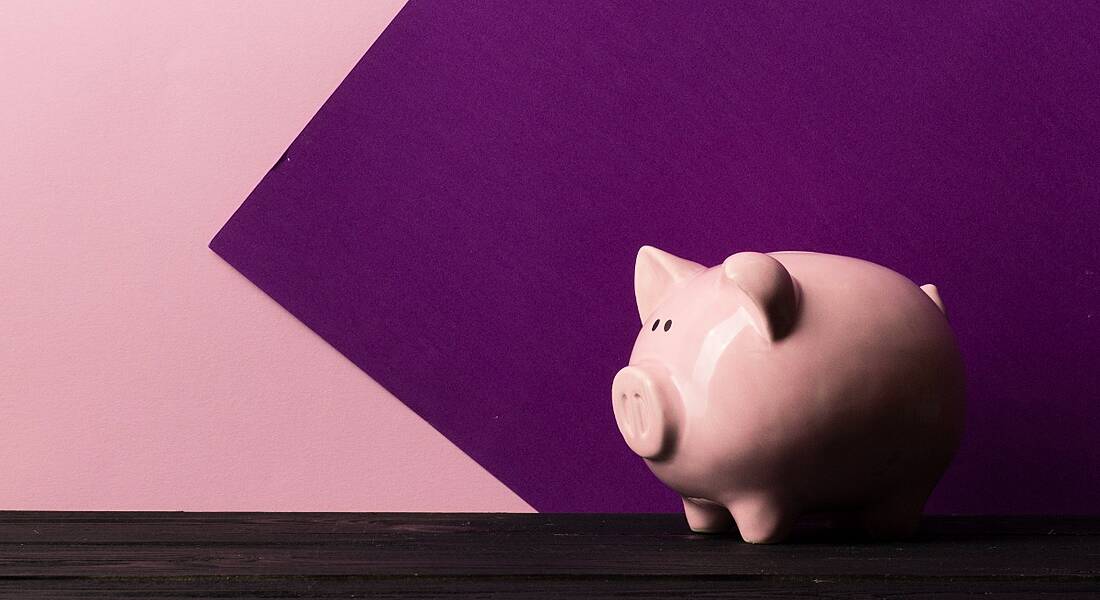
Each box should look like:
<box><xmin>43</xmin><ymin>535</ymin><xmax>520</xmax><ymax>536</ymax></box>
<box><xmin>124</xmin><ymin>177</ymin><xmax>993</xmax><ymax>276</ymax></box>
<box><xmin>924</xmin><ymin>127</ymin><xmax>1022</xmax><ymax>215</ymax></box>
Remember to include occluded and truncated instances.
<box><xmin>682</xmin><ymin>497</ymin><xmax>734</xmax><ymax>533</ymax></box>
<box><xmin>730</xmin><ymin>496</ymin><xmax>796</xmax><ymax>544</ymax></box>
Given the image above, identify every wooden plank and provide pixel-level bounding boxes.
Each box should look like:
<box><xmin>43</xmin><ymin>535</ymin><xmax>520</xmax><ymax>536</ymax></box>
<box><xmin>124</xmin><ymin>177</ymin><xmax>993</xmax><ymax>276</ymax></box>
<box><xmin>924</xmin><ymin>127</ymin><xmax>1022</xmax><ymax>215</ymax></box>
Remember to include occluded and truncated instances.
<box><xmin>0</xmin><ymin>576</ymin><xmax>1097</xmax><ymax>599</ymax></box>
<box><xmin>0</xmin><ymin>513</ymin><xmax>1095</xmax><ymax>598</ymax></box>
<box><xmin>0</xmin><ymin>537</ymin><xmax>1096</xmax><ymax>578</ymax></box>
<box><xmin>1</xmin><ymin>513</ymin><xmax>1097</xmax><ymax>543</ymax></box>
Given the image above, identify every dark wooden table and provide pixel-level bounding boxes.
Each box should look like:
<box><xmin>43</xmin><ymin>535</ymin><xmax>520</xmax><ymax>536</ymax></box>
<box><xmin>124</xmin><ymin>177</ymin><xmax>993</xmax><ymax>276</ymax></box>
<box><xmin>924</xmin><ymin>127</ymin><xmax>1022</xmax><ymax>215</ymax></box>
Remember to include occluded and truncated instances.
<box><xmin>0</xmin><ymin>512</ymin><xmax>1096</xmax><ymax>598</ymax></box>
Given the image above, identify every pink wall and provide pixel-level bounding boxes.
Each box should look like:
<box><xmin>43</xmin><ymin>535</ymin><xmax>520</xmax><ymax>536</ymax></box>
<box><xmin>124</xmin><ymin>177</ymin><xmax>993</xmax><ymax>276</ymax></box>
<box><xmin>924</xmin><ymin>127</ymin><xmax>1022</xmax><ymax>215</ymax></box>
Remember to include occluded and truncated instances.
<box><xmin>0</xmin><ymin>1</ymin><xmax>532</xmax><ymax>512</ymax></box>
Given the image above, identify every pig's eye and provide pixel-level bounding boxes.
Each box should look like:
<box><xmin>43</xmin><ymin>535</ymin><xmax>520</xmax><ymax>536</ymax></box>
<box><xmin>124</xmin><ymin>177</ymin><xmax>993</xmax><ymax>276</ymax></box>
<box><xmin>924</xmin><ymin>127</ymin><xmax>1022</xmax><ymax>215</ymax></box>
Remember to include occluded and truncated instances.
<box><xmin>651</xmin><ymin>319</ymin><xmax>660</xmax><ymax>331</ymax></box>
<box><xmin>664</xmin><ymin>319</ymin><xmax>673</xmax><ymax>332</ymax></box>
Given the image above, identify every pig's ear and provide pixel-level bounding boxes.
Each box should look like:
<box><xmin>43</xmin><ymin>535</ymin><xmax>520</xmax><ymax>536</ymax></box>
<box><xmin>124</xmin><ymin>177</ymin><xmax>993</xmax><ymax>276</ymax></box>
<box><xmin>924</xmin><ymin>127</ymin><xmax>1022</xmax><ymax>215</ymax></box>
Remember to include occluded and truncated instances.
<box><xmin>722</xmin><ymin>252</ymin><xmax>799</xmax><ymax>341</ymax></box>
<box><xmin>634</xmin><ymin>246</ymin><xmax>705</xmax><ymax>323</ymax></box>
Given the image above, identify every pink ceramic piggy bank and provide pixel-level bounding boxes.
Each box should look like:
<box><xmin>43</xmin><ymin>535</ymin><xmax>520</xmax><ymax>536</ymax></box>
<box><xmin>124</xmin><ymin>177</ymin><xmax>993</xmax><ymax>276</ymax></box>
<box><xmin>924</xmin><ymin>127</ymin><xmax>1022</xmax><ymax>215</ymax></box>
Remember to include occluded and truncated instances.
<box><xmin>612</xmin><ymin>247</ymin><xmax>965</xmax><ymax>543</ymax></box>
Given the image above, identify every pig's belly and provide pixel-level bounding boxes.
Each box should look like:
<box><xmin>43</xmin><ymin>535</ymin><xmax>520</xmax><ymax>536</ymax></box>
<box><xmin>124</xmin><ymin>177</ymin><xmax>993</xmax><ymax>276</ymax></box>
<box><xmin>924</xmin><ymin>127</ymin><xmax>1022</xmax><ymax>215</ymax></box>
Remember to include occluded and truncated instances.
<box><xmin>784</xmin><ymin>400</ymin><xmax>954</xmax><ymax>510</ymax></box>
<box><xmin>753</xmin><ymin>360</ymin><xmax>959</xmax><ymax>510</ymax></box>
<box><xmin>651</xmin><ymin>343</ymin><xmax>964</xmax><ymax>512</ymax></box>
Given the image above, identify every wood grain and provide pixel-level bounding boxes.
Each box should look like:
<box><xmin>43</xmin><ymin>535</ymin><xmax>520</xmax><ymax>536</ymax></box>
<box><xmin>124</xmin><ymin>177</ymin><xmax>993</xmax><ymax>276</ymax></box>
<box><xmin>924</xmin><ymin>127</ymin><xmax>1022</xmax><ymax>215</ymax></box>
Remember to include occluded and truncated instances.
<box><xmin>0</xmin><ymin>513</ymin><xmax>1096</xmax><ymax>598</ymax></box>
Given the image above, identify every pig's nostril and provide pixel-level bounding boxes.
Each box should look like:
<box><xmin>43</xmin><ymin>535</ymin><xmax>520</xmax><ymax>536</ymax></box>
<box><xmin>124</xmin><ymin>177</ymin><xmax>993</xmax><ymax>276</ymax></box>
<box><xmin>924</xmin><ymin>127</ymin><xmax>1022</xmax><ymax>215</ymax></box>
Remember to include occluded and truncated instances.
<box><xmin>617</xmin><ymin>393</ymin><xmax>633</xmax><ymax>437</ymax></box>
<box><xmin>630</xmin><ymin>393</ymin><xmax>646</xmax><ymax>435</ymax></box>
<box><xmin>618</xmin><ymin>392</ymin><xmax>651</xmax><ymax>438</ymax></box>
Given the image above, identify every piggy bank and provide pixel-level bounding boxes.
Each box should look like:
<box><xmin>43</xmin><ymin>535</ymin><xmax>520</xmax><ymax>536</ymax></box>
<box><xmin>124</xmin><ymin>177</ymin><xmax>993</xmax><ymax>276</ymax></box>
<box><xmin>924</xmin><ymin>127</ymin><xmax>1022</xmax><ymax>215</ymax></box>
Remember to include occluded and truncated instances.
<box><xmin>611</xmin><ymin>247</ymin><xmax>965</xmax><ymax>543</ymax></box>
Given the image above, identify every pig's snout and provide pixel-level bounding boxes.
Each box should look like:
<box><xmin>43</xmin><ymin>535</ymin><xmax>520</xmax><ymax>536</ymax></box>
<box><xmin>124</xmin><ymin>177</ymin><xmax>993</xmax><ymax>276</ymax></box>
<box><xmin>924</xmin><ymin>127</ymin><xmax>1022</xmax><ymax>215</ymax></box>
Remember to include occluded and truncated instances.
<box><xmin>612</xmin><ymin>365</ymin><xmax>679</xmax><ymax>460</ymax></box>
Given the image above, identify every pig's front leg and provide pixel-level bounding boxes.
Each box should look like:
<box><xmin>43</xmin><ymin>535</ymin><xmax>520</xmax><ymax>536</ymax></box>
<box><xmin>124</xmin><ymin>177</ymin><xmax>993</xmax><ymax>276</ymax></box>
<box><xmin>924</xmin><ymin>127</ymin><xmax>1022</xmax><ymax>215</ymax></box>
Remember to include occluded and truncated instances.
<box><xmin>682</xmin><ymin>497</ymin><xmax>734</xmax><ymax>533</ymax></box>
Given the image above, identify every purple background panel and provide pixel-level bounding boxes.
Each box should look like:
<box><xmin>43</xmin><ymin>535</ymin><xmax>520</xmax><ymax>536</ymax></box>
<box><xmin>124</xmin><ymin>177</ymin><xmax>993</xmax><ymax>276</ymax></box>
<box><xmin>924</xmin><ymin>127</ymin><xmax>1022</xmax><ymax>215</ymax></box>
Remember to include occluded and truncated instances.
<box><xmin>211</xmin><ymin>2</ymin><xmax>1100</xmax><ymax>513</ymax></box>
